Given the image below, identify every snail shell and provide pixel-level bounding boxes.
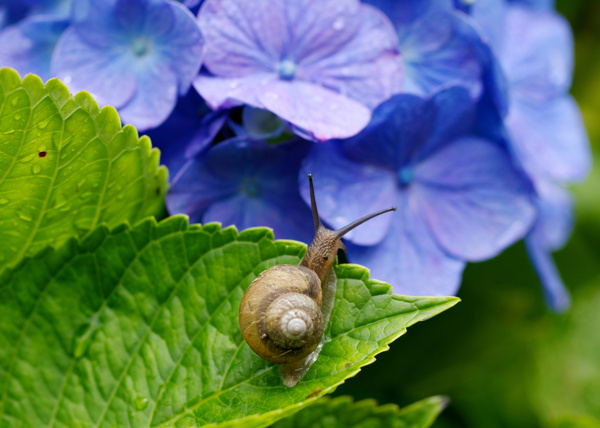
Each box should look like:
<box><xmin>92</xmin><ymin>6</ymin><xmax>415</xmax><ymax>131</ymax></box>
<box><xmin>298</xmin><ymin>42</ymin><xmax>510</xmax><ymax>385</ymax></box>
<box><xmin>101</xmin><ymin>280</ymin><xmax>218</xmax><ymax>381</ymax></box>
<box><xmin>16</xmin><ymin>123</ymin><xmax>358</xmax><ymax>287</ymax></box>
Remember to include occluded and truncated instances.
<box><xmin>239</xmin><ymin>264</ymin><xmax>323</xmax><ymax>364</ymax></box>
<box><xmin>238</xmin><ymin>175</ymin><xmax>395</xmax><ymax>387</ymax></box>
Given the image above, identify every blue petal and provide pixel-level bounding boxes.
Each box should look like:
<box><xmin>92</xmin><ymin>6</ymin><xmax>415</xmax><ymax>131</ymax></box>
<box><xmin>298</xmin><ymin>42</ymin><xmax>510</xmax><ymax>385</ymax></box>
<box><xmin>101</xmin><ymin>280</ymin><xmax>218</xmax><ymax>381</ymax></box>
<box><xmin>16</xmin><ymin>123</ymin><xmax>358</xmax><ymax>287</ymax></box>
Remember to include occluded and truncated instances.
<box><xmin>508</xmin><ymin>0</ymin><xmax>555</xmax><ymax>11</ymax></box>
<box><xmin>53</xmin><ymin>0</ymin><xmax>204</xmax><ymax>130</ymax></box>
<box><xmin>500</xmin><ymin>5</ymin><xmax>573</xmax><ymax>103</ymax></box>
<box><xmin>525</xmin><ymin>237</ymin><xmax>570</xmax><ymax>312</ymax></box>
<box><xmin>414</xmin><ymin>137</ymin><xmax>536</xmax><ymax>261</ymax></box>
<box><xmin>530</xmin><ymin>180</ymin><xmax>574</xmax><ymax>252</ymax></box>
<box><xmin>167</xmin><ymin>138</ymin><xmax>314</xmax><ymax>243</ymax></box>
<box><xmin>341</xmin><ymin>93</ymin><xmax>436</xmax><ymax>171</ymax></box>
<box><xmin>195</xmin><ymin>0</ymin><xmax>402</xmax><ymax>138</ymax></box>
<box><xmin>366</xmin><ymin>0</ymin><xmax>483</xmax><ymax>98</ymax></box>
<box><xmin>300</xmin><ymin>141</ymin><xmax>396</xmax><ymax>246</ymax></box>
<box><xmin>0</xmin><ymin>16</ymin><xmax>68</xmax><ymax>81</ymax></box>
<box><xmin>347</xmin><ymin>191</ymin><xmax>465</xmax><ymax>297</ymax></box>
<box><xmin>52</xmin><ymin>27</ymin><xmax>138</xmax><ymax>108</ymax></box>
<box><xmin>506</xmin><ymin>95</ymin><xmax>591</xmax><ymax>183</ymax></box>
<box><xmin>195</xmin><ymin>75</ymin><xmax>373</xmax><ymax>141</ymax></box>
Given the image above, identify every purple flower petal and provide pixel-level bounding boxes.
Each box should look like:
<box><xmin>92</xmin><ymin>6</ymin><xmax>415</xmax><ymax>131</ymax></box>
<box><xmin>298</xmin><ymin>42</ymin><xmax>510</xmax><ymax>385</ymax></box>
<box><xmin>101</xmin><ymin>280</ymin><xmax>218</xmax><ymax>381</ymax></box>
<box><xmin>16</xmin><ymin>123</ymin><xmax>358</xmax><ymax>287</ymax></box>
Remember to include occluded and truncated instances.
<box><xmin>52</xmin><ymin>0</ymin><xmax>204</xmax><ymax>130</ymax></box>
<box><xmin>52</xmin><ymin>27</ymin><xmax>137</xmax><ymax>107</ymax></box>
<box><xmin>366</xmin><ymin>0</ymin><xmax>482</xmax><ymax>98</ymax></box>
<box><xmin>195</xmin><ymin>0</ymin><xmax>402</xmax><ymax>140</ymax></box>
<box><xmin>414</xmin><ymin>137</ymin><xmax>536</xmax><ymax>261</ymax></box>
<box><xmin>0</xmin><ymin>16</ymin><xmax>68</xmax><ymax>81</ymax></box>
<box><xmin>500</xmin><ymin>5</ymin><xmax>573</xmax><ymax>103</ymax></box>
<box><xmin>296</xmin><ymin>3</ymin><xmax>402</xmax><ymax>109</ymax></box>
<box><xmin>530</xmin><ymin>180</ymin><xmax>574</xmax><ymax>252</ymax></box>
<box><xmin>167</xmin><ymin>138</ymin><xmax>314</xmax><ymax>243</ymax></box>
<box><xmin>347</xmin><ymin>192</ymin><xmax>465</xmax><ymax>296</ymax></box>
<box><xmin>525</xmin><ymin>237</ymin><xmax>570</xmax><ymax>312</ymax></box>
<box><xmin>300</xmin><ymin>141</ymin><xmax>396</xmax><ymax>246</ymax></box>
<box><xmin>341</xmin><ymin>94</ymin><xmax>436</xmax><ymax>170</ymax></box>
<box><xmin>506</xmin><ymin>95</ymin><xmax>591</xmax><ymax>183</ymax></box>
<box><xmin>257</xmin><ymin>79</ymin><xmax>372</xmax><ymax>141</ymax></box>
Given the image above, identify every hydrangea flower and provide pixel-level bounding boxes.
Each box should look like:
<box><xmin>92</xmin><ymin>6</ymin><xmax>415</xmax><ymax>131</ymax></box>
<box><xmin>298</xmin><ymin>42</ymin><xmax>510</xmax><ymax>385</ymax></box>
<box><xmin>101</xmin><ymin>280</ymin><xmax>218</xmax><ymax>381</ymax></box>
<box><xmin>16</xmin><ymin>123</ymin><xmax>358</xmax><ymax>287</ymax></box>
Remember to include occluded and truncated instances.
<box><xmin>364</xmin><ymin>0</ymin><xmax>483</xmax><ymax>99</ymax></box>
<box><xmin>0</xmin><ymin>16</ymin><xmax>68</xmax><ymax>81</ymax></box>
<box><xmin>194</xmin><ymin>0</ymin><xmax>403</xmax><ymax>141</ymax></box>
<box><xmin>499</xmin><ymin>5</ymin><xmax>590</xmax><ymax>184</ymax></box>
<box><xmin>52</xmin><ymin>0</ymin><xmax>204</xmax><ymax>131</ymax></box>
<box><xmin>300</xmin><ymin>87</ymin><xmax>535</xmax><ymax>296</ymax></box>
<box><xmin>461</xmin><ymin>0</ymin><xmax>591</xmax><ymax>310</ymax></box>
<box><xmin>145</xmin><ymin>88</ymin><xmax>227</xmax><ymax>174</ymax></box>
<box><xmin>167</xmin><ymin>138</ymin><xmax>315</xmax><ymax>244</ymax></box>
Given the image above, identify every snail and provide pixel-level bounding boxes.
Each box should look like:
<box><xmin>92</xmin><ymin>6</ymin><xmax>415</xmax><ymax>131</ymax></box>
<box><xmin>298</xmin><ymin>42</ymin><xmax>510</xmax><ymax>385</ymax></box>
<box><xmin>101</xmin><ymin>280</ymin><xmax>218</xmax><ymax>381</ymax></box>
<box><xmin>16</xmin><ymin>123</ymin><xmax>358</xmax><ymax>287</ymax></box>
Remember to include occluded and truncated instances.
<box><xmin>239</xmin><ymin>174</ymin><xmax>395</xmax><ymax>387</ymax></box>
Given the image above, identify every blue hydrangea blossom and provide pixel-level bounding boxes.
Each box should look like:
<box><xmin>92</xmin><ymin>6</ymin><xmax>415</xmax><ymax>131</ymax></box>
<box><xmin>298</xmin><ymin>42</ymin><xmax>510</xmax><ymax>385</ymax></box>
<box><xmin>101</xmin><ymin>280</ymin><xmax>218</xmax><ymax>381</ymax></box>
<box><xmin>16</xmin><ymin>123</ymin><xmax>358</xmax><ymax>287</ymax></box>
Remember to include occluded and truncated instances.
<box><xmin>0</xmin><ymin>16</ymin><xmax>68</xmax><ymax>81</ymax></box>
<box><xmin>300</xmin><ymin>87</ymin><xmax>536</xmax><ymax>295</ymax></box>
<box><xmin>167</xmin><ymin>138</ymin><xmax>315</xmax><ymax>244</ymax></box>
<box><xmin>52</xmin><ymin>0</ymin><xmax>204</xmax><ymax>131</ymax></box>
<box><xmin>194</xmin><ymin>0</ymin><xmax>403</xmax><ymax>141</ymax></box>
<box><xmin>462</xmin><ymin>0</ymin><xmax>591</xmax><ymax>310</ymax></box>
<box><xmin>364</xmin><ymin>0</ymin><xmax>483</xmax><ymax>99</ymax></box>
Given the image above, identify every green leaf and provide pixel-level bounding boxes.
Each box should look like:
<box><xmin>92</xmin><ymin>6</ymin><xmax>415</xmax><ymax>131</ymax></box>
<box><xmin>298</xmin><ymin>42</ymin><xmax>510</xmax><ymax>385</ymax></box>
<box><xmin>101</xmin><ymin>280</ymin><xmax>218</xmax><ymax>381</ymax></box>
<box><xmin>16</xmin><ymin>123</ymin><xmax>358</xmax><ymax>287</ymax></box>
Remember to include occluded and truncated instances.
<box><xmin>270</xmin><ymin>395</ymin><xmax>448</xmax><ymax>428</ymax></box>
<box><xmin>0</xmin><ymin>68</ymin><xmax>167</xmax><ymax>272</ymax></box>
<box><xmin>551</xmin><ymin>415</ymin><xmax>600</xmax><ymax>428</ymax></box>
<box><xmin>0</xmin><ymin>217</ymin><xmax>458</xmax><ymax>428</ymax></box>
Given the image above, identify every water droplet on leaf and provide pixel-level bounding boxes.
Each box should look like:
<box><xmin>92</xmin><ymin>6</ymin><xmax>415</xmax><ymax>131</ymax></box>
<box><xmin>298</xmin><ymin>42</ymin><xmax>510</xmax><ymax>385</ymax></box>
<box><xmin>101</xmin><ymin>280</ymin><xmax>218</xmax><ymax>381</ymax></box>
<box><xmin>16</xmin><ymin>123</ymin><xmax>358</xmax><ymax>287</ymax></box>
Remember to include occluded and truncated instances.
<box><xmin>135</xmin><ymin>397</ymin><xmax>149</xmax><ymax>411</ymax></box>
<box><xmin>32</xmin><ymin>165</ymin><xmax>41</xmax><ymax>174</ymax></box>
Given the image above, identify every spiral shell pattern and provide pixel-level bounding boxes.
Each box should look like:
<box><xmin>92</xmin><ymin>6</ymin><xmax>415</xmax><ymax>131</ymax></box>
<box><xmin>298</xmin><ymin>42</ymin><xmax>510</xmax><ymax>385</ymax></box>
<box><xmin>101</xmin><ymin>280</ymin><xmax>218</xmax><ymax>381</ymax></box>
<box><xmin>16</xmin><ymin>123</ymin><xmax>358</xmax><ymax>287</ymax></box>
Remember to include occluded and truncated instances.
<box><xmin>265</xmin><ymin>293</ymin><xmax>321</xmax><ymax>349</ymax></box>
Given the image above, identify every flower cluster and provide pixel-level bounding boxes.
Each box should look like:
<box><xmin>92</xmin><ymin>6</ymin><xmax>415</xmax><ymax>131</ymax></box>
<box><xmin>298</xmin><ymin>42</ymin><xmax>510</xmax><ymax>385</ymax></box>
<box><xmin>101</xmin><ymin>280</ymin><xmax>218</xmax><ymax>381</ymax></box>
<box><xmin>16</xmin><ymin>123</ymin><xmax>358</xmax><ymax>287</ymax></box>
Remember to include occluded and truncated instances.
<box><xmin>1</xmin><ymin>0</ymin><xmax>590</xmax><ymax>310</ymax></box>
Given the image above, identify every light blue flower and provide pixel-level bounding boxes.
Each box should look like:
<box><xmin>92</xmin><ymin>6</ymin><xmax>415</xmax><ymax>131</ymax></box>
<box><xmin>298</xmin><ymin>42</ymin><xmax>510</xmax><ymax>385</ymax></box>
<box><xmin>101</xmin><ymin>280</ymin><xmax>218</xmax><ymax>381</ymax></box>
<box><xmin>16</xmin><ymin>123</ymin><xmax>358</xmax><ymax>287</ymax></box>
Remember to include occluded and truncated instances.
<box><xmin>194</xmin><ymin>0</ymin><xmax>403</xmax><ymax>141</ymax></box>
<box><xmin>52</xmin><ymin>0</ymin><xmax>204</xmax><ymax>131</ymax></box>
<box><xmin>300</xmin><ymin>87</ymin><xmax>535</xmax><ymax>295</ymax></box>
<box><xmin>0</xmin><ymin>16</ymin><xmax>68</xmax><ymax>81</ymax></box>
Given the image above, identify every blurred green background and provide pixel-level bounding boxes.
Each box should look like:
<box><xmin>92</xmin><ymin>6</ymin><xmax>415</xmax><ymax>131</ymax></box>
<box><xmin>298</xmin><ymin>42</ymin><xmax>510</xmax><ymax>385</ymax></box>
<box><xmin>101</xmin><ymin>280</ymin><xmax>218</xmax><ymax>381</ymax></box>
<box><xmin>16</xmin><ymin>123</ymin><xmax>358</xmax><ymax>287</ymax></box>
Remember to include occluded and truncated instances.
<box><xmin>333</xmin><ymin>2</ymin><xmax>600</xmax><ymax>427</ymax></box>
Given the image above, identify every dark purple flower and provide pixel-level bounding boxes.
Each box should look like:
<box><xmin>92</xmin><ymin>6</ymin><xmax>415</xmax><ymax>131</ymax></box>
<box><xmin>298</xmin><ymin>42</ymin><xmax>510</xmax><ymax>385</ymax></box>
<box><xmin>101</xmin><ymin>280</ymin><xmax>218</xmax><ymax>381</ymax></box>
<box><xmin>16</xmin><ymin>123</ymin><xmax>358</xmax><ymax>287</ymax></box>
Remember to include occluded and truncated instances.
<box><xmin>300</xmin><ymin>87</ymin><xmax>535</xmax><ymax>296</ymax></box>
<box><xmin>364</xmin><ymin>0</ymin><xmax>483</xmax><ymax>99</ymax></box>
<box><xmin>167</xmin><ymin>138</ymin><xmax>314</xmax><ymax>243</ymax></box>
<box><xmin>52</xmin><ymin>0</ymin><xmax>204</xmax><ymax>131</ymax></box>
<box><xmin>194</xmin><ymin>0</ymin><xmax>403</xmax><ymax>141</ymax></box>
<box><xmin>0</xmin><ymin>16</ymin><xmax>68</xmax><ymax>81</ymax></box>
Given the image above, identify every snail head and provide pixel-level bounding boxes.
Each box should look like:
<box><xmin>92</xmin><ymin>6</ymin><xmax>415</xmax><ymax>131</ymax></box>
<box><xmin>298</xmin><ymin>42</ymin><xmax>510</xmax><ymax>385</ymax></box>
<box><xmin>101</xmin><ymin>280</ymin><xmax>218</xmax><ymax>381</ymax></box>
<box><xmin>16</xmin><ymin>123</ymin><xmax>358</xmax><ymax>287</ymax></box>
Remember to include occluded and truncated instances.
<box><xmin>300</xmin><ymin>174</ymin><xmax>396</xmax><ymax>284</ymax></box>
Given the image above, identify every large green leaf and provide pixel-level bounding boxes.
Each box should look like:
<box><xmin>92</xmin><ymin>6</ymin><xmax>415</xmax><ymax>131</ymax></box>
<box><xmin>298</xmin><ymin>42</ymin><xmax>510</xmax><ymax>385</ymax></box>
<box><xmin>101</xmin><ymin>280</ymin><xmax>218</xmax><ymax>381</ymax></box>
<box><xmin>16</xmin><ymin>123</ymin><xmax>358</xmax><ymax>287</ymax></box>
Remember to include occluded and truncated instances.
<box><xmin>0</xmin><ymin>216</ymin><xmax>458</xmax><ymax>428</ymax></box>
<box><xmin>0</xmin><ymin>68</ymin><xmax>167</xmax><ymax>272</ymax></box>
<box><xmin>270</xmin><ymin>395</ymin><xmax>448</xmax><ymax>428</ymax></box>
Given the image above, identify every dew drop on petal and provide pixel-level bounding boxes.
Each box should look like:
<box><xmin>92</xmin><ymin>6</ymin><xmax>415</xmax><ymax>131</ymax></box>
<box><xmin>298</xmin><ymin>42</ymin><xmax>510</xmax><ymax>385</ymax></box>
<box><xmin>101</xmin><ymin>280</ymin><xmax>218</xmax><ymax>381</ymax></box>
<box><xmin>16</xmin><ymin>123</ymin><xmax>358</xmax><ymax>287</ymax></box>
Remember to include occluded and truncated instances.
<box><xmin>332</xmin><ymin>17</ymin><xmax>345</xmax><ymax>30</ymax></box>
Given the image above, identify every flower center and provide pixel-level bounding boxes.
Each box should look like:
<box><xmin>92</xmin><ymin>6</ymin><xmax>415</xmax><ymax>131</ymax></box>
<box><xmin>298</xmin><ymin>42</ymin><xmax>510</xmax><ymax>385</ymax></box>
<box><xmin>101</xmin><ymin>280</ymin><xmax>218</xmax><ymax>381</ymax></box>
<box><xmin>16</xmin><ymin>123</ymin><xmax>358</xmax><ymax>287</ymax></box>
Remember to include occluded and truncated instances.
<box><xmin>242</xmin><ymin>181</ymin><xmax>260</xmax><ymax>197</ymax></box>
<box><xmin>132</xmin><ymin>38</ymin><xmax>150</xmax><ymax>57</ymax></box>
<box><xmin>397</xmin><ymin>166</ymin><xmax>414</xmax><ymax>187</ymax></box>
<box><xmin>278</xmin><ymin>60</ymin><xmax>296</xmax><ymax>80</ymax></box>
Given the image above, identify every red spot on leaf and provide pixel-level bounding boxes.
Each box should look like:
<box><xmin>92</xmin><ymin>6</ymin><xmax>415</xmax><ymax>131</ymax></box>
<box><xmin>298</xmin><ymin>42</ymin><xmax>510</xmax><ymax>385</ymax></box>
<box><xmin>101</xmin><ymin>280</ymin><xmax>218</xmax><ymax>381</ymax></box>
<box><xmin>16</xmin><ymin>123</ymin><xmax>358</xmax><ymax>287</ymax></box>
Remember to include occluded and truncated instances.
<box><xmin>39</xmin><ymin>151</ymin><xmax>47</xmax><ymax>158</ymax></box>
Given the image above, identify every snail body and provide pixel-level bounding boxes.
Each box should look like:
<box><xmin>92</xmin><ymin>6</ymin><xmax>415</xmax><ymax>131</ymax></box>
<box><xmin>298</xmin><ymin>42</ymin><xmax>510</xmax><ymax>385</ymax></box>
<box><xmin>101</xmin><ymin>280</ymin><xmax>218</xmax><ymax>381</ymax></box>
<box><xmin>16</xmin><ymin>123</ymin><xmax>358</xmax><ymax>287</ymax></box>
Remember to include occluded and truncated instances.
<box><xmin>239</xmin><ymin>175</ymin><xmax>395</xmax><ymax>387</ymax></box>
